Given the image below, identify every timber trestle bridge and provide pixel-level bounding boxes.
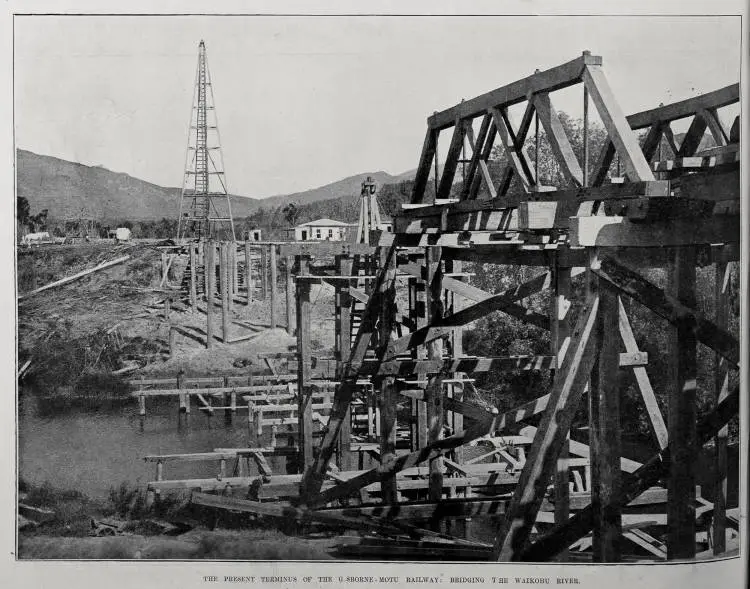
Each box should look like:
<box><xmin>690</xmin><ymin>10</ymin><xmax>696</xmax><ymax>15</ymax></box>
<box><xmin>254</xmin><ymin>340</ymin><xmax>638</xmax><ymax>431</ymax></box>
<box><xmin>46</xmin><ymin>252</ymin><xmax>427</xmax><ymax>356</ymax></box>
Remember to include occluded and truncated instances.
<box><xmin>141</xmin><ymin>52</ymin><xmax>740</xmax><ymax>562</ymax></box>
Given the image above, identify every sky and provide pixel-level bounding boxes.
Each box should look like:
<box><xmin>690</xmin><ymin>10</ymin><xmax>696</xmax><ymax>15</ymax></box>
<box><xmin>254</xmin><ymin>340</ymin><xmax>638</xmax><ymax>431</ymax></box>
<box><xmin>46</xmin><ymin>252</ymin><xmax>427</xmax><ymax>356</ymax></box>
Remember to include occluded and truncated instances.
<box><xmin>14</xmin><ymin>15</ymin><xmax>741</xmax><ymax>199</ymax></box>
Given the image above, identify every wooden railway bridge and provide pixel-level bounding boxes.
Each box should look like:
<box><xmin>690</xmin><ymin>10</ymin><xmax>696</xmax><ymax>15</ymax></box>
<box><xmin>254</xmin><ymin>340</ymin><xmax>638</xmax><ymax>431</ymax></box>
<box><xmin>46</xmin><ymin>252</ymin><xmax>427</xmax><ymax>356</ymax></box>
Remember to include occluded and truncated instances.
<box><xmin>146</xmin><ymin>52</ymin><xmax>740</xmax><ymax>562</ymax></box>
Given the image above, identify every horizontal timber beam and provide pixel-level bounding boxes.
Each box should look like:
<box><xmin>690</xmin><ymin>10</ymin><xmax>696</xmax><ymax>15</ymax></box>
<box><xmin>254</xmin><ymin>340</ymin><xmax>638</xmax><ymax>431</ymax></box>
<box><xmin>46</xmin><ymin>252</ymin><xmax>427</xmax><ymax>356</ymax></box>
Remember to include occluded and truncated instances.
<box><xmin>397</xmin><ymin>181</ymin><xmax>670</xmax><ymax>220</ymax></box>
<box><xmin>191</xmin><ymin>492</ymin><xmax>478</xmax><ymax>544</ymax></box>
<box><xmin>278</xmin><ymin>242</ymin><xmax>377</xmax><ymax>257</ymax></box>
<box><xmin>626</xmin><ymin>84</ymin><xmax>739</xmax><ymax>130</ymax></box>
<box><xmin>521</xmin><ymin>426</ymin><xmax>642</xmax><ymax>473</ymax></box>
<box><xmin>428</xmin><ymin>53</ymin><xmax>601</xmax><ymax>130</ymax></box>
<box><xmin>570</xmin><ymin>214</ymin><xmax>739</xmax><ymax>247</ymax></box>
<box><xmin>442</xmin><ymin>243</ymin><xmax>740</xmax><ymax>268</ymax></box>
<box><xmin>366</xmin><ymin>352</ymin><xmax>647</xmax><ymax>376</ymax></box>
<box><xmin>319</xmin><ymin>488</ymin><xmax>669</xmax><ymax>521</ymax></box>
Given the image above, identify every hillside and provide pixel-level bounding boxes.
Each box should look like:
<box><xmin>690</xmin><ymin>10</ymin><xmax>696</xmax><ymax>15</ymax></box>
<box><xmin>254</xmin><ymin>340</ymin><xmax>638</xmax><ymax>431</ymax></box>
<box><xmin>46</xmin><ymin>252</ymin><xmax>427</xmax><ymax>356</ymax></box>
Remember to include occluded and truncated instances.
<box><xmin>257</xmin><ymin>170</ymin><xmax>409</xmax><ymax>211</ymax></box>
<box><xmin>16</xmin><ymin>149</ymin><xmax>418</xmax><ymax>223</ymax></box>
<box><xmin>16</xmin><ymin>150</ymin><xmax>262</xmax><ymax>222</ymax></box>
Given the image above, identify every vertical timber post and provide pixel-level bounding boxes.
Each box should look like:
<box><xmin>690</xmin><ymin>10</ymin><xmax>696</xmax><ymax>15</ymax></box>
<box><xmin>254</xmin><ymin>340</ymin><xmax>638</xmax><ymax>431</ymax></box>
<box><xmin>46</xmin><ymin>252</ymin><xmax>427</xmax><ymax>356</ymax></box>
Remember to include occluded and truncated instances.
<box><xmin>261</xmin><ymin>246</ymin><xmax>269</xmax><ymax>300</ymax></box>
<box><xmin>224</xmin><ymin>376</ymin><xmax>233</xmax><ymax>426</ymax></box>
<box><xmin>378</xmin><ymin>248</ymin><xmax>398</xmax><ymax>503</ymax></box>
<box><xmin>169</xmin><ymin>326</ymin><xmax>177</xmax><ymax>359</ymax></box>
<box><xmin>165</xmin><ymin>297</ymin><xmax>175</xmax><ymax>358</ymax></box>
<box><xmin>588</xmin><ymin>250</ymin><xmax>622</xmax><ymax>562</ymax></box>
<box><xmin>178</xmin><ymin>371</ymin><xmax>189</xmax><ymax>415</ymax></box>
<box><xmin>270</xmin><ymin>245</ymin><xmax>278</xmax><ymax>329</ymax></box>
<box><xmin>203</xmin><ymin>241</ymin><xmax>209</xmax><ymax>301</ymax></box>
<box><xmin>445</xmin><ymin>259</ymin><xmax>464</xmax><ymax>464</ymax></box>
<box><xmin>551</xmin><ymin>253</ymin><xmax>572</xmax><ymax>560</ymax></box>
<box><xmin>668</xmin><ymin>246</ymin><xmax>697</xmax><ymax>560</ymax></box>
<box><xmin>425</xmin><ymin>246</ymin><xmax>444</xmax><ymax>504</ymax></box>
<box><xmin>286</xmin><ymin>255</ymin><xmax>295</xmax><ymax>335</ymax></box>
<box><xmin>205</xmin><ymin>240</ymin><xmax>215</xmax><ymax>349</ymax></box>
<box><xmin>415</xmin><ymin>260</ymin><xmax>429</xmax><ymax>451</ymax></box>
<box><xmin>231</xmin><ymin>242</ymin><xmax>239</xmax><ymax>297</ymax></box>
<box><xmin>161</xmin><ymin>252</ymin><xmax>168</xmax><ymax>284</ymax></box>
<box><xmin>245</xmin><ymin>241</ymin><xmax>253</xmax><ymax>305</ymax></box>
<box><xmin>296</xmin><ymin>257</ymin><xmax>313</xmax><ymax>473</ymax></box>
<box><xmin>220</xmin><ymin>242</ymin><xmax>230</xmax><ymax>343</ymax></box>
<box><xmin>335</xmin><ymin>255</ymin><xmax>354</xmax><ymax>471</ymax></box>
<box><xmin>713</xmin><ymin>261</ymin><xmax>730</xmax><ymax>554</ymax></box>
<box><xmin>247</xmin><ymin>401</ymin><xmax>255</xmax><ymax>444</ymax></box>
<box><xmin>226</xmin><ymin>243</ymin><xmax>234</xmax><ymax>318</ymax></box>
<box><xmin>407</xmin><ymin>277</ymin><xmax>419</xmax><ymax>452</ymax></box>
<box><xmin>189</xmin><ymin>244</ymin><xmax>198</xmax><ymax>309</ymax></box>
<box><xmin>446</xmin><ymin>258</ymin><xmax>466</xmax><ymax>537</ymax></box>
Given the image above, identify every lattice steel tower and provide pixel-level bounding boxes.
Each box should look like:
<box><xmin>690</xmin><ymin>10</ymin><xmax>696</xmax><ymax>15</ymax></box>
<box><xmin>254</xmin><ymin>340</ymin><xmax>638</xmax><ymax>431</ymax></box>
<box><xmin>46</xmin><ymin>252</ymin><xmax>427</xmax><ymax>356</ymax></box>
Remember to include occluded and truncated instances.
<box><xmin>177</xmin><ymin>40</ymin><xmax>235</xmax><ymax>241</ymax></box>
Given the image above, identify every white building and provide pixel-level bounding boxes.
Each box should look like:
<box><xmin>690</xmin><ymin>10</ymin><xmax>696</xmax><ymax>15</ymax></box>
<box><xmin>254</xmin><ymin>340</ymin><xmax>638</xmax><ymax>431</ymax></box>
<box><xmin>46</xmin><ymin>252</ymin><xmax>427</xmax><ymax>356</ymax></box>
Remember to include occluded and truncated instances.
<box><xmin>293</xmin><ymin>218</ymin><xmax>355</xmax><ymax>242</ymax></box>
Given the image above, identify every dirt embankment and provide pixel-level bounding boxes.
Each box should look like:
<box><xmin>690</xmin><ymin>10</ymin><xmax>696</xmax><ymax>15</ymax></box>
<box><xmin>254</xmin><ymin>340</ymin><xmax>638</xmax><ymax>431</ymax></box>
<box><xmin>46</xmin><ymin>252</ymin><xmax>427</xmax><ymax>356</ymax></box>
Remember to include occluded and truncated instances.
<box><xmin>19</xmin><ymin>242</ymin><xmax>170</xmax><ymax>404</ymax></box>
<box><xmin>17</xmin><ymin>242</ymin><xmax>340</xmax><ymax>403</ymax></box>
<box><xmin>17</xmin><ymin>243</ymin><xmax>344</xmax><ymax>558</ymax></box>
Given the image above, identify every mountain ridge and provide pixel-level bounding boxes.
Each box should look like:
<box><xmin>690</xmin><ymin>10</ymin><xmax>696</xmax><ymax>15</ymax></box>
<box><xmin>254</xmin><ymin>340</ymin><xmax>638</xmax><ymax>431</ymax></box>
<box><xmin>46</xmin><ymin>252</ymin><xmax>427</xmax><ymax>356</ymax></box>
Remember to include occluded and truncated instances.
<box><xmin>16</xmin><ymin>149</ymin><xmax>417</xmax><ymax>222</ymax></box>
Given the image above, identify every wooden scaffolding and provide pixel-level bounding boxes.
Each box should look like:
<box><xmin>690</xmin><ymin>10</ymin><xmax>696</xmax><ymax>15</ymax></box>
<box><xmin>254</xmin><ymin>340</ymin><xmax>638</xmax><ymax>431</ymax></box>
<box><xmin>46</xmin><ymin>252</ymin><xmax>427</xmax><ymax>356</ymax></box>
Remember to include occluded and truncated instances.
<box><xmin>290</xmin><ymin>52</ymin><xmax>740</xmax><ymax>561</ymax></box>
<box><xmin>147</xmin><ymin>51</ymin><xmax>740</xmax><ymax>563</ymax></box>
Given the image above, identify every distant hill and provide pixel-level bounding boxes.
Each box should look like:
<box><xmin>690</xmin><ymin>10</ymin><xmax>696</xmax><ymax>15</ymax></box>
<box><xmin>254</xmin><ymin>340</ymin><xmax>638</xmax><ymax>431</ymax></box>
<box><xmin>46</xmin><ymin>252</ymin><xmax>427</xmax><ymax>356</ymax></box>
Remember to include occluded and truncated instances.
<box><xmin>16</xmin><ymin>149</ymin><xmax>261</xmax><ymax>222</ymax></box>
<box><xmin>16</xmin><ymin>149</ymin><xmax>416</xmax><ymax>222</ymax></box>
<box><xmin>257</xmin><ymin>171</ymin><xmax>408</xmax><ymax>211</ymax></box>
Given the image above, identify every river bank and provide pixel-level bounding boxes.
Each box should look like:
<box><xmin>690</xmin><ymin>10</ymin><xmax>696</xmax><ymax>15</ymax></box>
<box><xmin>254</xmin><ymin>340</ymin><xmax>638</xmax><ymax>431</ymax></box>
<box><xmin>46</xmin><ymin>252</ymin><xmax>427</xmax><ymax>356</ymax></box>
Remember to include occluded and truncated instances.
<box><xmin>18</xmin><ymin>479</ymin><xmax>336</xmax><ymax>560</ymax></box>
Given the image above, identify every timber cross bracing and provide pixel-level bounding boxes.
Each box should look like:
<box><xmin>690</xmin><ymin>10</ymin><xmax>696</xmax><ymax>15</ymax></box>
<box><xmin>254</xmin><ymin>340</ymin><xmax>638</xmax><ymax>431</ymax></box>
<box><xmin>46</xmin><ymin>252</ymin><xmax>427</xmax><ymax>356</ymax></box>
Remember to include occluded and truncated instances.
<box><xmin>163</xmin><ymin>53</ymin><xmax>738</xmax><ymax>563</ymax></box>
<box><xmin>290</xmin><ymin>51</ymin><xmax>741</xmax><ymax>562</ymax></box>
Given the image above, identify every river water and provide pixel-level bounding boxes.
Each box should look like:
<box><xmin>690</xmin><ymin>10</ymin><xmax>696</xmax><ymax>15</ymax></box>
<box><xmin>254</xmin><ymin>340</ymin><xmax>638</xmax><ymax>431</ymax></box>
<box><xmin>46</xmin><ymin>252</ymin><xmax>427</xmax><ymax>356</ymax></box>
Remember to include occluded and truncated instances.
<box><xmin>18</xmin><ymin>390</ymin><xmax>739</xmax><ymax>508</ymax></box>
<box><xmin>18</xmin><ymin>392</ymin><xmax>296</xmax><ymax>499</ymax></box>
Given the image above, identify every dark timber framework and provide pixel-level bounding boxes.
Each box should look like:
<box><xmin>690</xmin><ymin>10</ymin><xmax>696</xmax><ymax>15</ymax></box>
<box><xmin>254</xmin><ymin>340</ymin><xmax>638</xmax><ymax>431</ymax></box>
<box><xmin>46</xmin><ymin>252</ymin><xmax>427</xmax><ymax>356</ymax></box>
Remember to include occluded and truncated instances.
<box><xmin>291</xmin><ymin>52</ymin><xmax>740</xmax><ymax>561</ymax></box>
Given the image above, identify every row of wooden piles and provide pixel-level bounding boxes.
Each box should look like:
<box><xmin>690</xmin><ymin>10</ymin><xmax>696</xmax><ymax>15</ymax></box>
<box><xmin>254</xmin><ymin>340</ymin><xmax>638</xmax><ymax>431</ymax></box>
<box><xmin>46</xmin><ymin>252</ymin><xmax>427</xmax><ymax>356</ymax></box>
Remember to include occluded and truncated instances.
<box><xmin>139</xmin><ymin>52</ymin><xmax>740</xmax><ymax>563</ymax></box>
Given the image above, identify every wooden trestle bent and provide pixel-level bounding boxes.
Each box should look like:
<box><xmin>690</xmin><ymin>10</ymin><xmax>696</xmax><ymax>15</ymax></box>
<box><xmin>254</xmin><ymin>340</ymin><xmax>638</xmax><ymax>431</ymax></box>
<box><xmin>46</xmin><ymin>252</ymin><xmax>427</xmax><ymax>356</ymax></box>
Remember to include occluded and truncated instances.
<box><xmin>145</xmin><ymin>52</ymin><xmax>739</xmax><ymax>563</ymax></box>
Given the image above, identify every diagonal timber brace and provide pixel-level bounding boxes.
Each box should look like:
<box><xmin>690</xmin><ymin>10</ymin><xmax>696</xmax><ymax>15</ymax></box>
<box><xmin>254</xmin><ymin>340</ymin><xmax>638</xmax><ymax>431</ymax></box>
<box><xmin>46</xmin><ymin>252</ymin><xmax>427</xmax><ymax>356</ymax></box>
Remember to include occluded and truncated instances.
<box><xmin>493</xmin><ymin>291</ymin><xmax>601</xmax><ymax>560</ymax></box>
<box><xmin>532</xmin><ymin>92</ymin><xmax>584</xmax><ymax>187</ymax></box>
<box><xmin>461</xmin><ymin>115</ymin><xmax>493</xmax><ymax>200</ymax></box>
<box><xmin>390</xmin><ymin>263</ymin><xmax>612</xmax><ymax>362</ymax></box>
<box><xmin>308</xmin><ymin>289</ymin><xmax>602</xmax><ymax>511</ymax></box>
<box><xmin>496</xmin><ymin>101</ymin><xmax>536</xmax><ymax>196</ymax></box>
<box><xmin>386</xmin><ymin>288</ymin><xmax>548</xmax><ymax>358</ymax></box>
<box><xmin>387</xmin><ymin>267</ymin><xmax>588</xmax><ymax>359</ymax></box>
<box><xmin>468</xmin><ymin>116</ymin><xmax>499</xmax><ymax>200</ymax></box>
<box><xmin>618</xmin><ymin>297</ymin><xmax>668</xmax><ymax>449</ymax></box>
<box><xmin>491</xmin><ymin>106</ymin><xmax>536</xmax><ymax>192</ymax></box>
<box><xmin>411</xmin><ymin>127</ymin><xmax>438</xmax><ymax>204</ymax></box>
<box><xmin>582</xmin><ymin>65</ymin><xmax>655</xmax><ymax>182</ymax></box>
<box><xmin>437</xmin><ymin>121</ymin><xmax>470</xmax><ymax>200</ymax></box>
<box><xmin>519</xmin><ymin>384</ymin><xmax>739</xmax><ymax>561</ymax></box>
<box><xmin>299</xmin><ymin>242</ymin><xmax>399</xmax><ymax>502</ymax></box>
<box><xmin>594</xmin><ymin>256</ymin><xmax>739</xmax><ymax>367</ymax></box>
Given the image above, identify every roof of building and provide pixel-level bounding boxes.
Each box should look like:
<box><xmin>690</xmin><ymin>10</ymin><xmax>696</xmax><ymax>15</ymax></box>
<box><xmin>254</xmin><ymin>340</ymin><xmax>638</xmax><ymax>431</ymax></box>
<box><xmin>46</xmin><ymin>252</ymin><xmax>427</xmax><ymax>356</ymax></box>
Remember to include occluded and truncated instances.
<box><xmin>295</xmin><ymin>218</ymin><xmax>354</xmax><ymax>228</ymax></box>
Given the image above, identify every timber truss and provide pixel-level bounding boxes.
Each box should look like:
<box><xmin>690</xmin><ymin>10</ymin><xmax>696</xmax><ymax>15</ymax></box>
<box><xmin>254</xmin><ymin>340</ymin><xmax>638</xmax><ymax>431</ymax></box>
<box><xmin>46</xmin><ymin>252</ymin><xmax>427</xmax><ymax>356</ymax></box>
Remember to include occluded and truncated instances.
<box><xmin>294</xmin><ymin>52</ymin><xmax>740</xmax><ymax>562</ymax></box>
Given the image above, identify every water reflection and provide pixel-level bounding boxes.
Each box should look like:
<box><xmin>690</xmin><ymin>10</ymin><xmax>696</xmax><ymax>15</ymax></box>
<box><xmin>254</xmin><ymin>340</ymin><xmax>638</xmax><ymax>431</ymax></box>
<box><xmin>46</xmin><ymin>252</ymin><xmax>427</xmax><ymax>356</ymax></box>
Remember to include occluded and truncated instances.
<box><xmin>18</xmin><ymin>389</ymin><xmax>288</xmax><ymax>499</ymax></box>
